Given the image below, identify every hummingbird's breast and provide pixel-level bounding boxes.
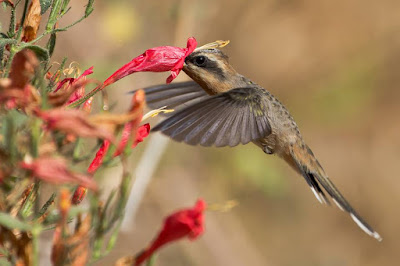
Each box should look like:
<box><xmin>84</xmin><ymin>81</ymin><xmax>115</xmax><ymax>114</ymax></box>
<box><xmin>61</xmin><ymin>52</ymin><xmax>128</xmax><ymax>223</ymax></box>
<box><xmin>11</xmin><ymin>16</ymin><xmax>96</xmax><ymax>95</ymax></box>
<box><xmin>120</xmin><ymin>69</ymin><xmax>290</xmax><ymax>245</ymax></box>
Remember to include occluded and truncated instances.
<box><xmin>259</xmin><ymin>88</ymin><xmax>303</xmax><ymax>156</ymax></box>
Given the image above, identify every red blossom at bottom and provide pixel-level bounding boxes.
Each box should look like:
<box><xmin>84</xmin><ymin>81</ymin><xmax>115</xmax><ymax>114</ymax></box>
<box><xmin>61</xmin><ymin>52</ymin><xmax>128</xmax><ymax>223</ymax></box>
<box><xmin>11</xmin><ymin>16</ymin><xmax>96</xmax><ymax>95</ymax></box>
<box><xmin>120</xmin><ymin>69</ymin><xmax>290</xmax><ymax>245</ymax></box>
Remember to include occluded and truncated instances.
<box><xmin>135</xmin><ymin>199</ymin><xmax>206</xmax><ymax>266</ymax></box>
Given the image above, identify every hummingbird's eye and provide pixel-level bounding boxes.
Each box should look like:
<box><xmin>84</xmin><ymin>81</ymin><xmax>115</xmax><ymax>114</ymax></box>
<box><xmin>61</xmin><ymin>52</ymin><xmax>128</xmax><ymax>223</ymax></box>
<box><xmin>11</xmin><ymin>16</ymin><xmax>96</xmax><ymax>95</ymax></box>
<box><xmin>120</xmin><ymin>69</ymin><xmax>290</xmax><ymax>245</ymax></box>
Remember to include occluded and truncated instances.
<box><xmin>193</xmin><ymin>56</ymin><xmax>207</xmax><ymax>67</ymax></box>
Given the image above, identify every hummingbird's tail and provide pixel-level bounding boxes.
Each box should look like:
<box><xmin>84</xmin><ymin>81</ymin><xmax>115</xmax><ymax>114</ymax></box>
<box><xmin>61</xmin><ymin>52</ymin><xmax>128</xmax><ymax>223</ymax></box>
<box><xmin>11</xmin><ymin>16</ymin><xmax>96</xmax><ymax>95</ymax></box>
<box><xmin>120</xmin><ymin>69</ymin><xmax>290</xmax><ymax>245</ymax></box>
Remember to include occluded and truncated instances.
<box><xmin>286</xmin><ymin>141</ymin><xmax>382</xmax><ymax>241</ymax></box>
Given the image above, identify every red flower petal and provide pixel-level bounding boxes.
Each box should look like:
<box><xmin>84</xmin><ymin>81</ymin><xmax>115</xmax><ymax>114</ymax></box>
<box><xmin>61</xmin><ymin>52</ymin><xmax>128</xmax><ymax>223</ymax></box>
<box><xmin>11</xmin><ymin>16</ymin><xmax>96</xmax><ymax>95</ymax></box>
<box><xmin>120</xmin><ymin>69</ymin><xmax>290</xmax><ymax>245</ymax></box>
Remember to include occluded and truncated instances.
<box><xmin>132</xmin><ymin>123</ymin><xmax>150</xmax><ymax>148</ymax></box>
<box><xmin>103</xmin><ymin>37</ymin><xmax>197</xmax><ymax>87</ymax></box>
<box><xmin>36</xmin><ymin>108</ymin><xmax>115</xmax><ymax>141</ymax></box>
<box><xmin>87</xmin><ymin>140</ymin><xmax>110</xmax><ymax>174</ymax></box>
<box><xmin>54</xmin><ymin>78</ymin><xmax>74</xmax><ymax>92</ymax></box>
<box><xmin>112</xmin><ymin>122</ymin><xmax>132</xmax><ymax>157</ymax></box>
<box><xmin>135</xmin><ymin>199</ymin><xmax>206</xmax><ymax>266</ymax></box>
<box><xmin>53</xmin><ymin>67</ymin><xmax>94</xmax><ymax>105</ymax></box>
<box><xmin>20</xmin><ymin>157</ymin><xmax>97</xmax><ymax>190</ymax></box>
<box><xmin>54</xmin><ymin>66</ymin><xmax>94</xmax><ymax>92</ymax></box>
<box><xmin>78</xmin><ymin>67</ymin><xmax>94</xmax><ymax>80</ymax></box>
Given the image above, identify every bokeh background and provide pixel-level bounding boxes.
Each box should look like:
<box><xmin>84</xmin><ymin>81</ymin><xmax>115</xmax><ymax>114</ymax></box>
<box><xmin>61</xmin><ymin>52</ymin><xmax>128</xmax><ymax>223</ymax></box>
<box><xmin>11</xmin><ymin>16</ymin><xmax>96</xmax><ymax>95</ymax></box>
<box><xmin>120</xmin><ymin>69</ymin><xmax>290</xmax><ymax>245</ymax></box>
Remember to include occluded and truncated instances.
<box><xmin>4</xmin><ymin>0</ymin><xmax>400</xmax><ymax>265</ymax></box>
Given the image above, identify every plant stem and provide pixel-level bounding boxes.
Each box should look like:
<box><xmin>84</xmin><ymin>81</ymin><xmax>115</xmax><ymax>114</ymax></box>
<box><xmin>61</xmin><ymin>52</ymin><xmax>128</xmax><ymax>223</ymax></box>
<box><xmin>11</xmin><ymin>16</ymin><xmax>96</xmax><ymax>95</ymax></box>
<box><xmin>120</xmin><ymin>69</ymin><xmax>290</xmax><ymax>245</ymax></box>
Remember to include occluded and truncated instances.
<box><xmin>67</xmin><ymin>84</ymin><xmax>104</xmax><ymax>108</ymax></box>
<box><xmin>2</xmin><ymin>45</ymin><xmax>17</xmax><ymax>78</ymax></box>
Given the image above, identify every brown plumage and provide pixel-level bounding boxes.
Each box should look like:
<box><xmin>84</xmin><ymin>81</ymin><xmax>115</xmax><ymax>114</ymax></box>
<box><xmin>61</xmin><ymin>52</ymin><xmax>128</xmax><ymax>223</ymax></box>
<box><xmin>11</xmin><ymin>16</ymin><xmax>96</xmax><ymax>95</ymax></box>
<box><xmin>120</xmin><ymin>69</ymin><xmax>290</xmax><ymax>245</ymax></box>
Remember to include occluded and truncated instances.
<box><xmin>141</xmin><ymin>48</ymin><xmax>382</xmax><ymax>241</ymax></box>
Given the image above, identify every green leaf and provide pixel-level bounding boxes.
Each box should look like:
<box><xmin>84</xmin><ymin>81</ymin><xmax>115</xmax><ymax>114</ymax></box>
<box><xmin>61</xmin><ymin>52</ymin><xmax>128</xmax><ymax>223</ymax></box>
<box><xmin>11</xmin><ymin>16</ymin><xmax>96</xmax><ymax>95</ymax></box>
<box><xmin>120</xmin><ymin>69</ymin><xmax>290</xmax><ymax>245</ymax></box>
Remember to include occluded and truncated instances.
<box><xmin>40</xmin><ymin>0</ymin><xmax>53</xmax><ymax>14</ymax></box>
<box><xmin>35</xmin><ymin>193</ymin><xmax>56</xmax><ymax>219</ymax></box>
<box><xmin>0</xmin><ymin>38</ymin><xmax>17</xmax><ymax>48</ymax></box>
<box><xmin>61</xmin><ymin>0</ymin><xmax>71</xmax><ymax>14</ymax></box>
<box><xmin>85</xmin><ymin>0</ymin><xmax>94</xmax><ymax>17</ymax></box>
<box><xmin>24</xmin><ymin>45</ymin><xmax>50</xmax><ymax>61</ymax></box>
<box><xmin>19</xmin><ymin>181</ymin><xmax>39</xmax><ymax>218</ymax></box>
<box><xmin>0</xmin><ymin>212</ymin><xmax>32</xmax><ymax>231</ymax></box>
<box><xmin>106</xmin><ymin>220</ymin><xmax>122</xmax><ymax>253</ymax></box>
<box><xmin>46</xmin><ymin>0</ymin><xmax>63</xmax><ymax>31</ymax></box>
<box><xmin>46</xmin><ymin>32</ymin><xmax>56</xmax><ymax>57</ymax></box>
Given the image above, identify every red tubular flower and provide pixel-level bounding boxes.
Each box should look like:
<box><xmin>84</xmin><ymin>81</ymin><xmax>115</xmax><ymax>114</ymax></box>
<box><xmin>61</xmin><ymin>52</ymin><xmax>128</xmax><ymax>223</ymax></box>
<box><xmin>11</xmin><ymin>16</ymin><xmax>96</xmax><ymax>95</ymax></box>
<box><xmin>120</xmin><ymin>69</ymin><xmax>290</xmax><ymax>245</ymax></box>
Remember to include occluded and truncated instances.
<box><xmin>103</xmin><ymin>37</ymin><xmax>197</xmax><ymax>87</ymax></box>
<box><xmin>72</xmin><ymin>138</ymin><xmax>110</xmax><ymax>204</ymax></box>
<box><xmin>135</xmin><ymin>199</ymin><xmax>206</xmax><ymax>266</ymax></box>
<box><xmin>87</xmin><ymin>140</ymin><xmax>111</xmax><ymax>174</ymax></box>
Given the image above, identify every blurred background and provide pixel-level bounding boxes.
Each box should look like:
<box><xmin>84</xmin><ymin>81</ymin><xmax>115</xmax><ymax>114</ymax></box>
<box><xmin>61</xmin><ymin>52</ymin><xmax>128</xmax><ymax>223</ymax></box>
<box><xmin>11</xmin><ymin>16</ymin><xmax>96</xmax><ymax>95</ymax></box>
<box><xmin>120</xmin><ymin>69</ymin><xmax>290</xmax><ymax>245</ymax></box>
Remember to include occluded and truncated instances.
<box><xmin>4</xmin><ymin>0</ymin><xmax>400</xmax><ymax>265</ymax></box>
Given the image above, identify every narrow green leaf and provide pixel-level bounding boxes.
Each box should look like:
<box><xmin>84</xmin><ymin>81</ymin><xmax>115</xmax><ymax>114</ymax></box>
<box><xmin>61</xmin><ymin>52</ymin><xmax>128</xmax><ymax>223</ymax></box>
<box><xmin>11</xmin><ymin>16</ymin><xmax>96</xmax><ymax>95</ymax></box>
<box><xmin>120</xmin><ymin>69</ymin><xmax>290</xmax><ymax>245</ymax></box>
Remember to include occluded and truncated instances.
<box><xmin>46</xmin><ymin>32</ymin><xmax>56</xmax><ymax>58</ymax></box>
<box><xmin>61</xmin><ymin>0</ymin><xmax>71</xmax><ymax>14</ymax></box>
<box><xmin>19</xmin><ymin>181</ymin><xmax>39</xmax><ymax>218</ymax></box>
<box><xmin>46</xmin><ymin>0</ymin><xmax>63</xmax><ymax>31</ymax></box>
<box><xmin>0</xmin><ymin>212</ymin><xmax>32</xmax><ymax>231</ymax></box>
<box><xmin>103</xmin><ymin>189</ymin><xmax>117</xmax><ymax>215</ymax></box>
<box><xmin>40</xmin><ymin>0</ymin><xmax>53</xmax><ymax>14</ymax></box>
<box><xmin>106</xmin><ymin>221</ymin><xmax>121</xmax><ymax>253</ymax></box>
<box><xmin>7</xmin><ymin>7</ymin><xmax>15</xmax><ymax>37</ymax></box>
<box><xmin>85</xmin><ymin>0</ymin><xmax>94</xmax><ymax>17</ymax></box>
<box><xmin>92</xmin><ymin>236</ymin><xmax>104</xmax><ymax>260</ymax></box>
<box><xmin>35</xmin><ymin>193</ymin><xmax>56</xmax><ymax>219</ymax></box>
<box><xmin>24</xmin><ymin>45</ymin><xmax>50</xmax><ymax>61</ymax></box>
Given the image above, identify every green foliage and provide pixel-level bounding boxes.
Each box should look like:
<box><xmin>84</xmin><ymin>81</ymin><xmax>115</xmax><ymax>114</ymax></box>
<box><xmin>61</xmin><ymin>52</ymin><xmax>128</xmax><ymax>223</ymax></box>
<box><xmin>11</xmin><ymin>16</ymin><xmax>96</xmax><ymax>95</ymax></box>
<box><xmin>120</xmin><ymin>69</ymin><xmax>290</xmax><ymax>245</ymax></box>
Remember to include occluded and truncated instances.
<box><xmin>40</xmin><ymin>0</ymin><xmax>53</xmax><ymax>15</ymax></box>
<box><xmin>0</xmin><ymin>212</ymin><xmax>34</xmax><ymax>231</ymax></box>
<box><xmin>0</xmin><ymin>0</ymin><xmax>95</xmax><ymax>78</ymax></box>
<box><xmin>0</xmin><ymin>1</ymin><xmax>139</xmax><ymax>265</ymax></box>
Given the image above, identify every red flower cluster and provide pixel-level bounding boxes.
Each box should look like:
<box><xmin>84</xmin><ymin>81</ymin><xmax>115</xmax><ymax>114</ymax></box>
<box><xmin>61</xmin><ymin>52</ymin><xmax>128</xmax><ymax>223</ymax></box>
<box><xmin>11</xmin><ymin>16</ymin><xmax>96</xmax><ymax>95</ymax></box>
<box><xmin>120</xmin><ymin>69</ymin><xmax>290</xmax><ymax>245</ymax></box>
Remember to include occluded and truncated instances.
<box><xmin>72</xmin><ymin>91</ymin><xmax>150</xmax><ymax>204</ymax></box>
<box><xmin>86</xmin><ymin>123</ymin><xmax>150</xmax><ymax>174</ymax></box>
<box><xmin>135</xmin><ymin>199</ymin><xmax>206</xmax><ymax>266</ymax></box>
<box><xmin>54</xmin><ymin>66</ymin><xmax>94</xmax><ymax>105</ymax></box>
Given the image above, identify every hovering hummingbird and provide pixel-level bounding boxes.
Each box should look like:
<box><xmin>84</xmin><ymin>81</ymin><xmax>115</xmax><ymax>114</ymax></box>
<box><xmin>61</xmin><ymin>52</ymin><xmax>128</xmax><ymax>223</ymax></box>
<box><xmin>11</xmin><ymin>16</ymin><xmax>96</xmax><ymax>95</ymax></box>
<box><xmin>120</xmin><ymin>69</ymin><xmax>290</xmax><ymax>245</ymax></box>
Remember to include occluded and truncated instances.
<box><xmin>141</xmin><ymin>48</ymin><xmax>382</xmax><ymax>241</ymax></box>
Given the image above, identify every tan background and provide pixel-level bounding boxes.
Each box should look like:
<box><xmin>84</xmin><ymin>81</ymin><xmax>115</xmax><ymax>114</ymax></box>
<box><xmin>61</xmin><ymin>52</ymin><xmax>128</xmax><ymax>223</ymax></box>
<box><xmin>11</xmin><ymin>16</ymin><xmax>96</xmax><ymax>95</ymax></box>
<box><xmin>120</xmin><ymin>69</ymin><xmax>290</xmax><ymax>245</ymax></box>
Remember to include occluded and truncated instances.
<box><xmin>4</xmin><ymin>0</ymin><xmax>399</xmax><ymax>265</ymax></box>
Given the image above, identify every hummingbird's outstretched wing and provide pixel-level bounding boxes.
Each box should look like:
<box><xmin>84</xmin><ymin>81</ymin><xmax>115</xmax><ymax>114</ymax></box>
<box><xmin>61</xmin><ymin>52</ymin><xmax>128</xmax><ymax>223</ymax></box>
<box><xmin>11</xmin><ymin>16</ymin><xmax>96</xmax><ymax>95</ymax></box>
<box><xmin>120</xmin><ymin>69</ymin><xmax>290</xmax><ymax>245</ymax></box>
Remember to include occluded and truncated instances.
<box><xmin>152</xmin><ymin>86</ymin><xmax>272</xmax><ymax>147</ymax></box>
<box><xmin>143</xmin><ymin>81</ymin><xmax>209</xmax><ymax>115</ymax></box>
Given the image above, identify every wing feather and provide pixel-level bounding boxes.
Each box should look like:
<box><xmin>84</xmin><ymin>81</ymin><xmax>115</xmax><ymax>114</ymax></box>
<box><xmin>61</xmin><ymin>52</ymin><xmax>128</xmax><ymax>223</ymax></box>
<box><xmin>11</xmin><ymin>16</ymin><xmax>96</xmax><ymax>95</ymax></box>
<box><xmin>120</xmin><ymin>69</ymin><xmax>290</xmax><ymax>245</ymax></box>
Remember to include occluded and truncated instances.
<box><xmin>153</xmin><ymin>86</ymin><xmax>272</xmax><ymax>147</ymax></box>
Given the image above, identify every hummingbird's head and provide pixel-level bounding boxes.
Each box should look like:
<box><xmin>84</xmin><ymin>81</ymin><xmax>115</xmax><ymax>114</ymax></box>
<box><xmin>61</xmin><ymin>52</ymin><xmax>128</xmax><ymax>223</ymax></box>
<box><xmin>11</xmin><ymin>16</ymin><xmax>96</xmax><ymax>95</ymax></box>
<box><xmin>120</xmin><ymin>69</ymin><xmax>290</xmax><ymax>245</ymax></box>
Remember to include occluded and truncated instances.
<box><xmin>183</xmin><ymin>49</ymin><xmax>243</xmax><ymax>94</ymax></box>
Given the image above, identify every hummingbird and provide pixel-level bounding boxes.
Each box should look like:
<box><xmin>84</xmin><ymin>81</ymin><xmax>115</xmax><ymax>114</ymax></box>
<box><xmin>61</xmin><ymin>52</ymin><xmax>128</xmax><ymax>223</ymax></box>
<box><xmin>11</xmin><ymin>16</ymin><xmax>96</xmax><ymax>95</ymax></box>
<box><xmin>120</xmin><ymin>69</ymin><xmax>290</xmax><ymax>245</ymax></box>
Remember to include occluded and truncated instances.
<box><xmin>142</xmin><ymin>48</ymin><xmax>382</xmax><ymax>241</ymax></box>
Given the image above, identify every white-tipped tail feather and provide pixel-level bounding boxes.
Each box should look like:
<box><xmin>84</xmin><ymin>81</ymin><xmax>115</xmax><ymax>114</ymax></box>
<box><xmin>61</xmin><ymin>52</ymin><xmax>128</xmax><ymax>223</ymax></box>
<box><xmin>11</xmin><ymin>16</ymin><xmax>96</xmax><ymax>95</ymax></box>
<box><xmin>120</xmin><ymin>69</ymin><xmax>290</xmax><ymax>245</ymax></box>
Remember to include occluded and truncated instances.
<box><xmin>332</xmin><ymin>198</ymin><xmax>345</xmax><ymax>212</ymax></box>
<box><xmin>310</xmin><ymin>187</ymin><xmax>324</xmax><ymax>204</ymax></box>
<box><xmin>351</xmin><ymin>213</ymin><xmax>382</xmax><ymax>241</ymax></box>
<box><xmin>289</xmin><ymin>142</ymin><xmax>382</xmax><ymax>241</ymax></box>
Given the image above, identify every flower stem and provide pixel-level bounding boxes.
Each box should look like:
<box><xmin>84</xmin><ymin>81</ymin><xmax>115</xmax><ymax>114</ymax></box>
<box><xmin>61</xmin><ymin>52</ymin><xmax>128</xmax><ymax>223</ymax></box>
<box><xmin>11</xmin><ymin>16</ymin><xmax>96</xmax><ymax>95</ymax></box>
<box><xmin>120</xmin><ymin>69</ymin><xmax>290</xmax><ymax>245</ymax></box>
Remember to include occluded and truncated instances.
<box><xmin>67</xmin><ymin>84</ymin><xmax>104</xmax><ymax>109</ymax></box>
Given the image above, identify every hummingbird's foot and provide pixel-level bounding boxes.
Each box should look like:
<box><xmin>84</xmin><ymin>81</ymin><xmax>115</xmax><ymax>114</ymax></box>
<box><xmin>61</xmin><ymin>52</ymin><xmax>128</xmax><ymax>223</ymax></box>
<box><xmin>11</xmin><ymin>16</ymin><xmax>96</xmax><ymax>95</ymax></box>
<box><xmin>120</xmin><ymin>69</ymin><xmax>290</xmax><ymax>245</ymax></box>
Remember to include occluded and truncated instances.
<box><xmin>263</xmin><ymin>146</ymin><xmax>274</xmax><ymax>155</ymax></box>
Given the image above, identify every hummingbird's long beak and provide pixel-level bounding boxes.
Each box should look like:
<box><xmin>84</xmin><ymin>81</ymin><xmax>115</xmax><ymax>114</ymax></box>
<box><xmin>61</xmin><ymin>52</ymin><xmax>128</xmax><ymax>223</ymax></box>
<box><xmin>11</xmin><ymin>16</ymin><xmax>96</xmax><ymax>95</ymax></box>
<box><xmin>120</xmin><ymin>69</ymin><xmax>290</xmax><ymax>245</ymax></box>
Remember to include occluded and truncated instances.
<box><xmin>194</xmin><ymin>40</ymin><xmax>230</xmax><ymax>51</ymax></box>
